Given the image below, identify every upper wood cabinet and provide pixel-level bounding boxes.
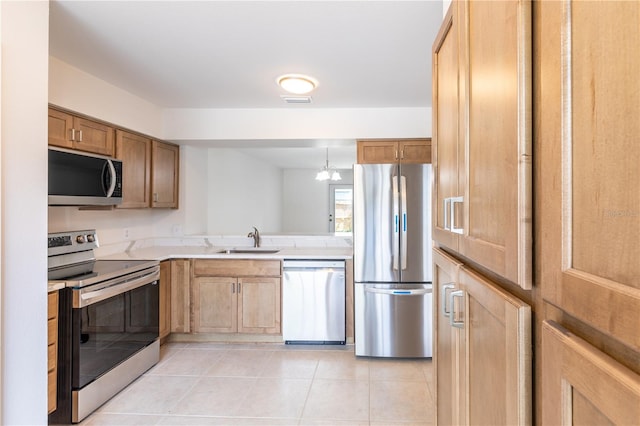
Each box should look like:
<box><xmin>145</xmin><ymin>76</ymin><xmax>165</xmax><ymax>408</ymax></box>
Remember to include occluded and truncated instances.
<box><xmin>433</xmin><ymin>248</ymin><xmax>532</xmax><ymax>425</ymax></box>
<box><xmin>48</xmin><ymin>107</ymin><xmax>115</xmax><ymax>156</ymax></box>
<box><xmin>356</xmin><ymin>139</ymin><xmax>431</xmax><ymax>164</ymax></box>
<box><xmin>535</xmin><ymin>1</ymin><xmax>640</xmax><ymax>422</ymax></box>
<box><xmin>115</xmin><ymin>132</ymin><xmax>179</xmax><ymax>209</ymax></box>
<box><xmin>432</xmin><ymin>0</ymin><xmax>532</xmax><ymax>290</ymax></box>
<box><xmin>115</xmin><ymin>130</ymin><xmax>151</xmax><ymax>209</ymax></box>
<box><xmin>151</xmin><ymin>141</ymin><xmax>179</xmax><ymax>209</ymax></box>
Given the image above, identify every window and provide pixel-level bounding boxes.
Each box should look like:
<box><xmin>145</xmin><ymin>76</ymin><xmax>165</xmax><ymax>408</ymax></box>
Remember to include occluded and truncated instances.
<box><xmin>329</xmin><ymin>185</ymin><xmax>353</xmax><ymax>234</ymax></box>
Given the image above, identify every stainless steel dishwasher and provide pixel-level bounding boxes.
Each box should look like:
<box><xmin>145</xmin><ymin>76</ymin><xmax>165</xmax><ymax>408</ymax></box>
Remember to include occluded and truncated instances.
<box><xmin>282</xmin><ymin>260</ymin><xmax>346</xmax><ymax>344</ymax></box>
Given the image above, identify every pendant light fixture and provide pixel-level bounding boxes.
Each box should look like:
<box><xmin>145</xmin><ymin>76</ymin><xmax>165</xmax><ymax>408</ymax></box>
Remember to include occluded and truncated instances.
<box><xmin>316</xmin><ymin>148</ymin><xmax>341</xmax><ymax>181</ymax></box>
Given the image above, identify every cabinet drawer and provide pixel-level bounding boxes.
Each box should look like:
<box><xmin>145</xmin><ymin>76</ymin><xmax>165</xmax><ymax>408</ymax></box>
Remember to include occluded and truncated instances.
<box><xmin>48</xmin><ymin>343</ymin><xmax>57</xmax><ymax>372</ymax></box>
<box><xmin>48</xmin><ymin>292</ymin><xmax>58</xmax><ymax>320</ymax></box>
<box><xmin>48</xmin><ymin>369</ymin><xmax>57</xmax><ymax>414</ymax></box>
<box><xmin>48</xmin><ymin>317</ymin><xmax>58</xmax><ymax>343</ymax></box>
<box><xmin>193</xmin><ymin>259</ymin><xmax>281</xmax><ymax>277</ymax></box>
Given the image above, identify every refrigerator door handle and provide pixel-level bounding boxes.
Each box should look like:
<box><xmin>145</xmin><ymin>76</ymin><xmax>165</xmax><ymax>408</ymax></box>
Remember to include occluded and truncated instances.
<box><xmin>400</xmin><ymin>175</ymin><xmax>408</xmax><ymax>270</ymax></box>
<box><xmin>392</xmin><ymin>175</ymin><xmax>400</xmax><ymax>271</ymax></box>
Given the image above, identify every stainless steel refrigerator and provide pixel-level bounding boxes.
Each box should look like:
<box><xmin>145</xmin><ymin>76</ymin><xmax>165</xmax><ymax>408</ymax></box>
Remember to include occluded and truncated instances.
<box><xmin>353</xmin><ymin>163</ymin><xmax>432</xmax><ymax>357</ymax></box>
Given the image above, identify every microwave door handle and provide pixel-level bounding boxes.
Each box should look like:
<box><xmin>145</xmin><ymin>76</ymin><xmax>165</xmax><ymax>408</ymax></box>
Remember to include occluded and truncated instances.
<box><xmin>104</xmin><ymin>160</ymin><xmax>117</xmax><ymax>197</ymax></box>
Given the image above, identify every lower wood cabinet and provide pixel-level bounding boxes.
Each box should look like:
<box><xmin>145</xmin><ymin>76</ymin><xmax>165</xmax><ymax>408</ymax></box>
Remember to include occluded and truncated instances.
<box><xmin>541</xmin><ymin>321</ymin><xmax>640</xmax><ymax>425</ymax></box>
<box><xmin>433</xmin><ymin>248</ymin><xmax>532</xmax><ymax>425</ymax></box>
<box><xmin>170</xmin><ymin>259</ymin><xmax>191</xmax><ymax>333</ymax></box>
<box><xmin>159</xmin><ymin>260</ymin><xmax>171</xmax><ymax>340</ymax></box>
<box><xmin>192</xmin><ymin>276</ymin><xmax>281</xmax><ymax>334</ymax></box>
<box><xmin>47</xmin><ymin>291</ymin><xmax>59</xmax><ymax>415</ymax></box>
<box><xmin>191</xmin><ymin>259</ymin><xmax>282</xmax><ymax>335</ymax></box>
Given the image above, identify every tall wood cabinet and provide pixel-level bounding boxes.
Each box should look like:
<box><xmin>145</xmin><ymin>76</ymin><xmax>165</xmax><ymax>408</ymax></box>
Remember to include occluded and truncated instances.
<box><xmin>432</xmin><ymin>0</ymin><xmax>532</xmax><ymax>290</ymax></box>
<box><xmin>48</xmin><ymin>107</ymin><xmax>115</xmax><ymax>156</ymax></box>
<box><xmin>159</xmin><ymin>260</ymin><xmax>171</xmax><ymax>340</ymax></box>
<box><xmin>356</xmin><ymin>139</ymin><xmax>431</xmax><ymax>164</ymax></box>
<box><xmin>432</xmin><ymin>2</ymin><xmax>534</xmax><ymax>424</ymax></box>
<box><xmin>535</xmin><ymin>0</ymin><xmax>640</xmax><ymax>423</ymax></box>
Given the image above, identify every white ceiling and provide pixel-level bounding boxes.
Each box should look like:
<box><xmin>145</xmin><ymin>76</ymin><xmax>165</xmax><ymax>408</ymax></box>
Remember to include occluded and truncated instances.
<box><xmin>49</xmin><ymin>0</ymin><xmax>444</xmax><ymax>169</ymax></box>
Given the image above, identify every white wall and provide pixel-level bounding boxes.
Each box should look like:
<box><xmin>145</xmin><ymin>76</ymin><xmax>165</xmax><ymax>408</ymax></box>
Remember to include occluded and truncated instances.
<box><xmin>282</xmin><ymin>169</ymin><xmax>353</xmax><ymax>234</ymax></box>
<box><xmin>443</xmin><ymin>0</ymin><xmax>452</xmax><ymax>17</ymax></box>
<box><xmin>1</xmin><ymin>1</ymin><xmax>49</xmax><ymax>423</ymax></box>
<box><xmin>164</xmin><ymin>107</ymin><xmax>431</xmax><ymax>141</ymax></box>
<box><xmin>49</xmin><ymin>57</ymin><xmax>164</xmax><ymax>138</ymax></box>
<box><xmin>207</xmin><ymin>149</ymin><xmax>282</xmax><ymax>234</ymax></box>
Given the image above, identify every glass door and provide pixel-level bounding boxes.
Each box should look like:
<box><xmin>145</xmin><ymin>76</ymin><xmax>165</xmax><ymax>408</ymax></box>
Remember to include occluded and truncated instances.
<box><xmin>329</xmin><ymin>184</ymin><xmax>353</xmax><ymax>234</ymax></box>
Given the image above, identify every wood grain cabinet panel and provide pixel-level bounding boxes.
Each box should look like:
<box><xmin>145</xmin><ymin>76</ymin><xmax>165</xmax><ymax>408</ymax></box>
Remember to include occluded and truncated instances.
<box><xmin>356</xmin><ymin>139</ymin><xmax>431</xmax><ymax>164</ymax></box>
<box><xmin>159</xmin><ymin>260</ymin><xmax>171</xmax><ymax>340</ymax></box>
<box><xmin>47</xmin><ymin>292</ymin><xmax>59</xmax><ymax>415</ymax></box>
<box><xmin>151</xmin><ymin>141</ymin><xmax>179</xmax><ymax>209</ymax></box>
<box><xmin>170</xmin><ymin>259</ymin><xmax>191</xmax><ymax>333</ymax></box>
<box><xmin>432</xmin><ymin>0</ymin><xmax>532</xmax><ymax>290</ymax></box>
<box><xmin>116</xmin><ymin>130</ymin><xmax>151</xmax><ymax>209</ymax></box>
<box><xmin>237</xmin><ymin>277</ymin><xmax>281</xmax><ymax>334</ymax></box>
<box><xmin>192</xmin><ymin>277</ymin><xmax>238</xmax><ymax>333</ymax></box>
<box><xmin>541</xmin><ymin>321</ymin><xmax>640</xmax><ymax>425</ymax></box>
<box><xmin>48</xmin><ymin>107</ymin><xmax>115</xmax><ymax>156</ymax></box>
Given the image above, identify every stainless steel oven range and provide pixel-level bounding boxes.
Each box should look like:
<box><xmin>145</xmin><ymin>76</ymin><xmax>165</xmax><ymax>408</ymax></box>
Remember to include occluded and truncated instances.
<box><xmin>47</xmin><ymin>230</ymin><xmax>160</xmax><ymax>424</ymax></box>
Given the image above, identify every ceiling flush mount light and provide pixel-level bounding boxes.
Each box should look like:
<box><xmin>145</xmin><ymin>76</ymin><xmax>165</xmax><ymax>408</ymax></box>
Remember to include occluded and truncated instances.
<box><xmin>277</xmin><ymin>74</ymin><xmax>318</xmax><ymax>94</ymax></box>
<box><xmin>316</xmin><ymin>148</ymin><xmax>341</xmax><ymax>181</ymax></box>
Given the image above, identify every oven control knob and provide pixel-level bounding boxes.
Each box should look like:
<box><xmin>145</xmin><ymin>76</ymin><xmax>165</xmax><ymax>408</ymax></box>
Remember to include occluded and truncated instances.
<box><xmin>76</xmin><ymin>235</ymin><xmax>86</xmax><ymax>244</ymax></box>
<box><xmin>87</xmin><ymin>234</ymin><xmax>95</xmax><ymax>243</ymax></box>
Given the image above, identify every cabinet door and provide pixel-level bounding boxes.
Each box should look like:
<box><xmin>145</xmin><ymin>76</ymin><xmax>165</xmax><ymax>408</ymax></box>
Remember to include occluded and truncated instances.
<box><xmin>73</xmin><ymin>116</ymin><xmax>115</xmax><ymax>156</ymax></box>
<box><xmin>237</xmin><ymin>277</ymin><xmax>281</xmax><ymax>334</ymax></box>
<box><xmin>460</xmin><ymin>267</ymin><xmax>532</xmax><ymax>425</ymax></box>
<box><xmin>159</xmin><ymin>261</ymin><xmax>171</xmax><ymax>340</ymax></box>
<box><xmin>432</xmin><ymin>7</ymin><xmax>461</xmax><ymax>253</ymax></box>
<box><xmin>433</xmin><ymin>248</ymin><xmax>464</xmax><ymax>426</ymax></box>
<box><xmin>151</xmin><ymin>141</ymin><xmax>179</xmax><ymax>208</ymax></box>
<box><xmin>537</xmin><ymin>0</ymin><xmax>640</xmax><ymax>359</ymax></box>
<box><xmin>116</xmin><ymin>130</ymin><xmax>151</xmax><ymax>208</ymax></box>
<box><xmin>541</xmin><ymin>321</ymin><xmax>640</xmax><ymax>425</ymax></box>
<box><xmin>356</xmin><ymin>140</ymin><xmax>399</xmax><ymax>164</ymax></box>
<box><xmin>192</xmin><ymin>277</ymin><xmax>238</xmax><ymax>333</ymax></box>
<box><xmin>48</xmin><ymin>108</ymin><xmax>73</xmax><ymax>149</ymax></box>
<box><xmin>170</xmin><ymin>259</ymin><xmax>190</xmax><ymax>333</ymax></box>
<box><xmin>398</xmin><ymin>139</ymin><xmax>431</xmax><ymax>164</ymax></box>
<box><xmin>457</xmin><ymin>0</ymin><xmax>533</xmax><ymax>290</ymax></box>
<box><xmin>47</xmin><ymin>292</ymin><xmax>59</xmax><ymax>414</ymax></box>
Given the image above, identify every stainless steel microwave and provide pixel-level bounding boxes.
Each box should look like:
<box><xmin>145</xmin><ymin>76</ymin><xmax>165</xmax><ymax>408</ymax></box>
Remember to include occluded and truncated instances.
<box><xmin>48</xmin><ymin>147</ymin><xmax>123</xmax><ymax>206</ymax></box>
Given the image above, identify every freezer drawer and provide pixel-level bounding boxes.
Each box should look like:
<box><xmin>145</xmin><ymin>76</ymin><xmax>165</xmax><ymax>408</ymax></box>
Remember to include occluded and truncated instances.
<box><xmin>355</xmin><ymin>282</ymin><xmax>433</xmax><ymax>357</ymax></box>
<box><xmin>282</xmin><ymin>260</ymin><xmax>346</xmax><ymax>344</ymax></box>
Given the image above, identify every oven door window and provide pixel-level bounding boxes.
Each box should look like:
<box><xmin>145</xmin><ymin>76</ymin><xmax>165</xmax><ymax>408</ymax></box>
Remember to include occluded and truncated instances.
<box><xmin>72</xmin><ymin>282</ymin><xmax>159</xmax><ymax>389</ymax></box>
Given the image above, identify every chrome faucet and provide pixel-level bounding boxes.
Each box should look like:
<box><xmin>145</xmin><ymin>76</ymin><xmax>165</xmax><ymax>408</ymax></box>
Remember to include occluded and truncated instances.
<box><xmin>247</xmin><ymin>226</ymin><xmax>260</xmax><ymax>247</ymax></box>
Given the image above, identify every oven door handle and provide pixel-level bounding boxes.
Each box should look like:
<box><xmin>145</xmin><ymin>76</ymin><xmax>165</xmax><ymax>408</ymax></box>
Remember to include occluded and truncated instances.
<box><xmin>75</xmin><ymin>268</ymin><xmax>160</xmax><ymax>308</ymax></box>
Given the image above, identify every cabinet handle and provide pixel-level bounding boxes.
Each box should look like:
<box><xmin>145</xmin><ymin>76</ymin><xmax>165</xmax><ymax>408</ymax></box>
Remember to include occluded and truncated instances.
<box><xmin>77</xmin><ymin>130</ymin><xmax>83</xmax><ymax>142</ymax></box>
<box><xmin>70</xmin><ymin>128</ymin><xmax>76</xmax><ymax>141</ymax></box>
<box><xmin>153</xmin><ymin>193</ymin><xmax>158</xmax><ymax>202</ymax></box>
<box><xmin>450</xmin><ymin>196</ymin><xmax>464</xmax><ymax>235</ymax></box>
<box><xmin>238</xmin><ymin>282</ymin><xmax>241</xmax><ymax>293</ymax></box>
<box><xmin>395</xmin><ymin>149</ymin><xmax>399</xmax><ymax>160</ymax></box>
<box><xmin>443</xmin><ymin>198</ymin><xmax>451</xmax><ymax>231</ymax></box>
<box><xmin>401</xmin><ymin>149</ymin><xmax>405</xmax><ymax>159</ymax></box>
<box><xmin>441</xmin><ymin>283</ymin><xmax>455</xmax><ymax>317</ymax></box>
<box><xmin>231</xmin><ymin>283</ymin><xmax>235</xmax><ymax>293</ymax></box>
<box><xmin>449</xmin><ymin>290</ymin><xmax>465</xmax><ymax>328</ymax></box>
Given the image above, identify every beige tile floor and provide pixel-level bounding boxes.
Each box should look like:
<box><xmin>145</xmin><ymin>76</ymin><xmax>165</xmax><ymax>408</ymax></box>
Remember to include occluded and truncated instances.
<box><xmin>81</xmin><ymin>342</ymin><xmax>434</xmax><ymax>426</ymax></box>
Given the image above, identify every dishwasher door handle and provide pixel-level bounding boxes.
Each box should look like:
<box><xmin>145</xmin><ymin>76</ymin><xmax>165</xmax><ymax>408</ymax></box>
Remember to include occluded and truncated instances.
<box><xmin>364</xmin><ymin>287</ymin><xmax>432</xmax><ymax>296</ymax></box>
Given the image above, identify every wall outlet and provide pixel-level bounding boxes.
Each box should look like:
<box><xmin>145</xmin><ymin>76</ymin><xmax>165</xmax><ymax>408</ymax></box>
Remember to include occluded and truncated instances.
<box><xmin>124</xmin><ymin>228</ymin><xmax>130</xmax><ymax>240</ymax></box>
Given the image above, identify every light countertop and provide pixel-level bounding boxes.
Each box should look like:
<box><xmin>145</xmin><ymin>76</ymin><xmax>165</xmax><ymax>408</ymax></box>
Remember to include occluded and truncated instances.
<box><xmin>99</xmin><ymin>245</ymin><xmax>353</xmax><ymax>262</ymax></box>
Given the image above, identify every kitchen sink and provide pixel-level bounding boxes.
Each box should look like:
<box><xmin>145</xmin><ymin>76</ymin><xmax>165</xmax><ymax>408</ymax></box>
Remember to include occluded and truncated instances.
<box><xmin>217</xmin><ymin>248</ymin><xmax>280</xmax><ymax>254</ymax></box>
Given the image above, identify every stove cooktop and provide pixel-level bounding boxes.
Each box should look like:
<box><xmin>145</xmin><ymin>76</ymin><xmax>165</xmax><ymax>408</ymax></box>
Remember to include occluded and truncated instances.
<box><xmin>48</xmin><ymin>259</ymin><xmax>159</xmax><ymax>288</ymax></box>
